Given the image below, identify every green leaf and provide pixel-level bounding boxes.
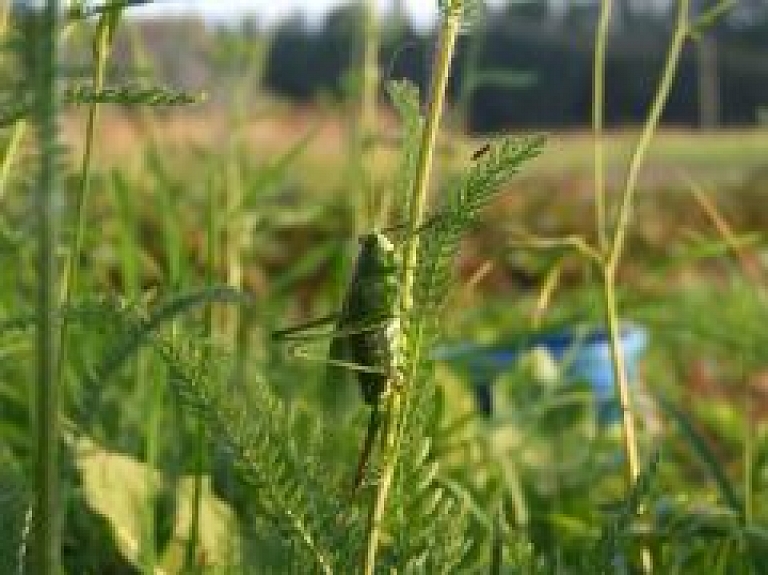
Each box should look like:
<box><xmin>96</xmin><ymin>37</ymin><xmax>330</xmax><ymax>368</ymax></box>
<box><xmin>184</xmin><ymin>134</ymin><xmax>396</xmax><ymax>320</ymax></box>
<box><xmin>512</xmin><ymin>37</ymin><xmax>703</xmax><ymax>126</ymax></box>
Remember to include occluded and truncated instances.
<box><xmin>74</xmin><ymin>436</ymin><xmax>241</xmax><ymax>573</ymax></box>
<box><xmin>74</xmin><ymin>436</ymin><xmax>163</xmax><ymax>568</ymax></box>
<box><xmin>0</xmin><ymin>85</ymin><xmax>203</xmax><ymax>127</ymax></box>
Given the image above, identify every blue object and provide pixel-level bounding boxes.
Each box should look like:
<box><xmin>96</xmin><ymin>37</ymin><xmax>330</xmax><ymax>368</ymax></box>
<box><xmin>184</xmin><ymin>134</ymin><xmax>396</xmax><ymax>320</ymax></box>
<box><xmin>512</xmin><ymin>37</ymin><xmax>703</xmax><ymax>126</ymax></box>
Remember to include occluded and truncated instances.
<box><xmin>433</xmin><ymin>324</ymin><xmax>649</xmax><ymax>424</ymax></box>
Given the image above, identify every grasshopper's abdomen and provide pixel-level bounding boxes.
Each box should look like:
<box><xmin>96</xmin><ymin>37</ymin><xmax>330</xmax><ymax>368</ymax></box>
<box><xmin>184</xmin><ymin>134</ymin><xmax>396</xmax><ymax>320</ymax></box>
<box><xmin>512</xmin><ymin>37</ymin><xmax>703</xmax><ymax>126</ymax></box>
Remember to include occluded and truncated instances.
<box><xmin>350</xmin><ymin>316</ymin><xmax>402</xmax><ymax>405</ymax></box>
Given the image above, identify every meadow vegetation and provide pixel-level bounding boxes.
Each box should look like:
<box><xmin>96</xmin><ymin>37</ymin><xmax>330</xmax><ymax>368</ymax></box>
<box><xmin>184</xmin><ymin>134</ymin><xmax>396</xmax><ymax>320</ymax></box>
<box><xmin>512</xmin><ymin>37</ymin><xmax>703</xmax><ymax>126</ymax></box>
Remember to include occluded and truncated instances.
<box><xmin>1</xmin><ymin>1</ymin><xmax>767</xmax><ymax>573</ymax></box>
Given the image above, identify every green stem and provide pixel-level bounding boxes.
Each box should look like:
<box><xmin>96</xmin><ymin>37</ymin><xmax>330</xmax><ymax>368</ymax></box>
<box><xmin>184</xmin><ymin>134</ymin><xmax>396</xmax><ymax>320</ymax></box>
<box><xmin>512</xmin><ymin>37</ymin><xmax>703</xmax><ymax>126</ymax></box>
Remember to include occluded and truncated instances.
<box><xmin>602</xmin><ymin>269</ymin><xmax>639</xmax><ymax>482</ymax></box>
<box><xmin>184</xmin><ymin>166</ymin><xmax>220</xmax><ymax>572</ymax></box>
<box><xmin>602</xmin><ymin>0</ymin><xmax>690</xmax><ymax>483</ymax></box>
<box><xmin>139</xmin><ymin>352</ymin><xmax>158</xmax><ymax>574</ymax></box>
<box><xmin>0</xmin><ymin>0</ymin><xmax>26</xmax><ymax>200</ymax></box>
<box><xmin>400</xmin><ymin>11</ymin><xmax>461</xmax><ymax>305</ymax></box>
<box><xmin>359</xmin><ymin>0</ymin><xmax>379</xmax><ymax>226</ymax></box>
<box><xmin>744</xmin><ymin>399</ymin><xmax>753</xmax><ymax>526</ymax></box>
<box><xmin>363</xmin><ymin>5</ymin><xmax>463</xmax><ymax>574</ymax></box>
<box><xmin>593</xmin><ymin>0</ymin><xmax>611</xmax><ymax>252</ymax></box>
<box><xmin>0</xmin><ymin>2</ymin><xmax>9</xmax><ymax>37</ymax></box>
<box><xmin>0</xmin><ymin>121</ymin><xmax>26</xmax><ymax>199</ymax></box>
<box><xmin>598</xmin><ymin>4</ymin><xmax>690</xmax><ymax>572</ymax></box>
<box><xmin>61</xmin><ymin>16</ymin><xmax>112</xmax><ymax>302</ymax></box>
<box><xmin>33</xmin><ymin>2</ymin><xmax>60</xmax><ymax>573</ymax></box>
<box><xmin>360</xmin><ymin>0</ymin><xmax>379</xmax><ymax>142</ymax></box>
<box><xmin>607</xmin><ymin>0</ymin><xmax>690</xmax><ymax>274</ymax></box>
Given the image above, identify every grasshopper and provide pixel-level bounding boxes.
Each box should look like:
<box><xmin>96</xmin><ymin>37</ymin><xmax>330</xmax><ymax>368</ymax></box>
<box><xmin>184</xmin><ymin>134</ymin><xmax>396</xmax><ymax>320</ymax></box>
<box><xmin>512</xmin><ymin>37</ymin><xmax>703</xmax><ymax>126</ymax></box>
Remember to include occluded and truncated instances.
<box><xmin>274</xmin><ymin>231</ymin><xmax>404</xmax><ymax>489</ymax></box>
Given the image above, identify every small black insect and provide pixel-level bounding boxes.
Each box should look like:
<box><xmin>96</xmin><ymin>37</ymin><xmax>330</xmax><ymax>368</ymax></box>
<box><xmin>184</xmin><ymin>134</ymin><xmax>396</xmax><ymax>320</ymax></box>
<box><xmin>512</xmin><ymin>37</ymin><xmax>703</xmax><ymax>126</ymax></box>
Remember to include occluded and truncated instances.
<box><xmin>471</xmin><ymin>143</ymin><xmax>491</xmax><ymax>161</ymax></box>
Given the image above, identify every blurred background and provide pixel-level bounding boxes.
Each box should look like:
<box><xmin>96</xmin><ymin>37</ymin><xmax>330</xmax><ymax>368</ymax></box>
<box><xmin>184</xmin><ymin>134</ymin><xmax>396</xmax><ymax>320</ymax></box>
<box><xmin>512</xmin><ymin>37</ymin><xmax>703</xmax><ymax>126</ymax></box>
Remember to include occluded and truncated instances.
<box><xmin>109</xmin><ymin>0</ymin><xmax>768</xmax><ymax>130</ymax></box>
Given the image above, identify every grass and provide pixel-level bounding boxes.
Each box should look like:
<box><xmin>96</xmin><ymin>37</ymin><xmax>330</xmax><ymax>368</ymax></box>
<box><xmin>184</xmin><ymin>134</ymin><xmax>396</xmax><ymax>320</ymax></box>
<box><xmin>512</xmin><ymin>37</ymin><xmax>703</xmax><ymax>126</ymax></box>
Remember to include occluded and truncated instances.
<box><xmin>2</xmin><ymin>1</ymin><xmax>768</xmax><ymax>573</ymax></box>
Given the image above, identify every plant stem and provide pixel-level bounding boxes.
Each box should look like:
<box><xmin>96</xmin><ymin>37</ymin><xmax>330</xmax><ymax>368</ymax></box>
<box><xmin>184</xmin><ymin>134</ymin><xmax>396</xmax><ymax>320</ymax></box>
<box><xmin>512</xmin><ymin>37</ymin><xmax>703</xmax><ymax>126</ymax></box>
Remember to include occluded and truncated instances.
<box><xmin>360</xmin><ymin>0</ymin><xmax>379</xmax><ymax>142</ymax></box>
<box><xmin>363</xmin><ymin>5</ymin><xmax>463</xmax><ymax>574</ymax></box>
<box><xmin>0</xmin><ymin>120</ymin><xmax>26</xmax><ymax>199</ymax></box>
<box><xmin>744</xmin><ymin>396</ymin><xmax>753</xmax><ymax>525</ymax></box>
<box><xmin>602</xmin><ymin>268</ymin><xmax>639</xmax><ymax>482</ymax></box>
<box><xmin>183</xmin><ymin>162</ymin><xmax>221</xmax><ymax>573</ymax></box>
<box><xmin>400</xmin><ymin>9</ymin><xmax>461</xmax><ymax>305</ymax></box>
<box><xmin>33</xmin><ymin>1</ymin><xmax>60</xmax><ymax>573</ymax></box>
<box><xmin>607</xmin><ymin>0</ymin><xmax>690</xmax><ymax>274</ymax></box>
<box><xmin>360</xmin><ymin>0</ymin><xmax>380</xmax><ymax>226</ymax></box>
<box><xmin>597</xmin><ymin>4</ymin><xmax>690</xmax><ymax>572</ymax></box>
<box><xmin>593</xmin><ymin>0</ymin><xmax>611</xmax><ymax>253</ymax></box>
<box><xmin>60</xmin><ymin>13</ymin><xmax>112</xmax><ymax>303</ymax></box>
<box><xmin>0</xmin><ymin>0</ymin><xmax>28</xmax><ymax>200</ymax></box>
<box><xmin>0</xmin><ymin>1</ymin><xmax>10</xmax><ymax>37</ymax></box>
<box><xmin>602</xmin><ymin>0</ymin><xmax>690</xmax><ymax>483</ymax></box>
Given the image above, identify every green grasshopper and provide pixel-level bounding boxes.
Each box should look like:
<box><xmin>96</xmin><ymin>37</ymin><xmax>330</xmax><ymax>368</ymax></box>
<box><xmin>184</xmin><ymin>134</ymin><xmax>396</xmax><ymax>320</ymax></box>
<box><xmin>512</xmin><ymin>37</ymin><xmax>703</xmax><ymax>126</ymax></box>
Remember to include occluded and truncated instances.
<box><xmin>274</xmin><ymin>231</ymin><xmax>404</xmax><ymax>489</ymax></box>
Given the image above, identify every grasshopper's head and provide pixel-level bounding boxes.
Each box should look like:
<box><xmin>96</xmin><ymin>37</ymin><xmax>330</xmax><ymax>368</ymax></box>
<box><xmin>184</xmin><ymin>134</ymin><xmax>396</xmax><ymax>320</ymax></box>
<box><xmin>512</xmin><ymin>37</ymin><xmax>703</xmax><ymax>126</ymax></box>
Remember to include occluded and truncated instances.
<box><xmin>357</xmin><ymin>232</ymin><xmax>397</xmax><ymax>276</ymax></box>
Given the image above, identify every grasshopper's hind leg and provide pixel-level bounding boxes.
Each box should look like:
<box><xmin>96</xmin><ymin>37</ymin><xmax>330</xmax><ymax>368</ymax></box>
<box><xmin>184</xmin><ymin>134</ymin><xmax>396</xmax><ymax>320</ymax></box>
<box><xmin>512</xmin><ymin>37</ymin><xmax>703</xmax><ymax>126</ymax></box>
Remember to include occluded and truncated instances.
<box><xmin>353</xmin><ymin>405</ymin><xmax>382</xmax><ymax>491</ymax></box>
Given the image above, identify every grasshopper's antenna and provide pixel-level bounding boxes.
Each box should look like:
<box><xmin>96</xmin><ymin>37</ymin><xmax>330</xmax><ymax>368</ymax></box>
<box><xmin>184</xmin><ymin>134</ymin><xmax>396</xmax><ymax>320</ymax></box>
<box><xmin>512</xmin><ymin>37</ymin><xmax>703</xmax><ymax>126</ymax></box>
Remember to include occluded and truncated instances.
<box><xmin>381</xmin><ymin>213</ymin><xmax>442</xmax><ymax>236</ymax></box>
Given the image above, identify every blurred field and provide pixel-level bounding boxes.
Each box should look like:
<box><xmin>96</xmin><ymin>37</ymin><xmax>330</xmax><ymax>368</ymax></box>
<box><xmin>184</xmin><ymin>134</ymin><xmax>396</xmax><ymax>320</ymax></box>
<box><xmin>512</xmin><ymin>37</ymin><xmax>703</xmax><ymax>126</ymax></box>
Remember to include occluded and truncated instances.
<box><xmin>63</xmin><ymin>108</ymin><xmax>768</xmax><ymax>191</ymax></box>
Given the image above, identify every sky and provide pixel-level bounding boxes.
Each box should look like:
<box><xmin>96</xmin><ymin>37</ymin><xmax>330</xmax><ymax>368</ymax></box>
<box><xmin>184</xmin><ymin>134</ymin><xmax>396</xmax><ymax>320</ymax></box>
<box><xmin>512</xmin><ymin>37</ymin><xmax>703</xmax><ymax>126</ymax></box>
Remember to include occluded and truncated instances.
<box><xmin>130</xmin><ymin>0</ymin><xmax>506</xmax><ymax>28</ymax></box>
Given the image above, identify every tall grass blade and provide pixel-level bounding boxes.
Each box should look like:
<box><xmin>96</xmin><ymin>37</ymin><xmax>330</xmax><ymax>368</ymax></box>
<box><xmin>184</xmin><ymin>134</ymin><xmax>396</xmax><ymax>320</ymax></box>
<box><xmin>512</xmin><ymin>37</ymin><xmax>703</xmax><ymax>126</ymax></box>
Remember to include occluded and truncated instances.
<box><xmin>85</xmin><ymin>286</ymin><xmax>249</xmax><ymax>385</ymax></box>
<box><xmin>657</xmin><ymin>395</ymin><xmax>743</xmax><ymax>517</ymax></box>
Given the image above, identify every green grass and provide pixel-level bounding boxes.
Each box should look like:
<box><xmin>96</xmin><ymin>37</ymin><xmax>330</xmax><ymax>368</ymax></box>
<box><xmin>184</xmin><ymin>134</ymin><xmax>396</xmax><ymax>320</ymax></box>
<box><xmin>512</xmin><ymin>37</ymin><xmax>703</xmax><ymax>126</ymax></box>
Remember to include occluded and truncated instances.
<box><xmin>1</xmin><ymin>1</ymin><xmax>767</xmax><ymax>573</ymax></box>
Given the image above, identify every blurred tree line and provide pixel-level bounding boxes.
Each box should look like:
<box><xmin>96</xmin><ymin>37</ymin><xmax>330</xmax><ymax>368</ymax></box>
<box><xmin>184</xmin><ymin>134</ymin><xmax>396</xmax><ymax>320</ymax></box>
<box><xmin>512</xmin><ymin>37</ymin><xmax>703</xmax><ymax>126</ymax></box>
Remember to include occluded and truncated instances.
<box><xmin>260</xmin><ymin>0</ymin><xmax>768</xmax><ymax>132</ymax></box>
<box><xmin>42</xmin><ymin>0</ymin><xmax>768</xmax><ymax>132</ymax></box>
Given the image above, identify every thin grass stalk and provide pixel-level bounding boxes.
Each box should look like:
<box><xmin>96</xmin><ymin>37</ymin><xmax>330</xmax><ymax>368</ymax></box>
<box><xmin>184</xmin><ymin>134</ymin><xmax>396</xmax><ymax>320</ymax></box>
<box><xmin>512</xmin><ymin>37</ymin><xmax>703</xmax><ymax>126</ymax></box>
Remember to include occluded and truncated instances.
<box><xmin>0</xmin><ymin>121</ymin><xmax>26</xmax><ymax>199</ymax></box>
<box><xmin>60</xmin><ymin>17</ymin><xmax>112</xmax><ymax>302</ymax></box>
<box><xmin>182</xmin><ymin>80</ymin><xmax>247</xmax><ymax>573</ymax></box>
<box><xmin>33</xmin><ymin>1</ymin><xmax>60</xmax><ymax>573</ymax></box>
<box><xmin>601</xmin><ymin>272</ymin><xmax>640</xmax><ymax>485</ymax></box>
<box><xmin>227</xmin><ymin>75</ymin><xmax>254</xmax><ymax>389</ymax></box>
<box><xmin>593</xmin><ymin>0</ymin><xmax>611</xmax><ymax>252</ymax></box>
<box><xmin>55</xmin><ymin>17</ymin><xmax>115</xmax><ymax>444</ymax></box>
<box><xmin>602</xmin><ymin>0</ymin><xmax>690</xmax><ymax>485</ymax></box>
<box><xmin>184</xmin><ymin>50</ymin><xmax>253</xmax><ymax>569</ymax></box>
<box><xmin>155</xmin><ymin>184</ymin><xmax>199</xmax><ymax>569</ymax></box>
<box><xmin>360</xmin><ymin>0</ymin><xmax>380</xmax><ymax>225</ymax></box>
<box><xmin>598</xmin><ymin>3</ymin><xmax>691</xmax><ymax>571</ymax></box>
<box><xmin>185</xmin><ymin>385</ymin><xmax>204</xmax><ymax>572</ymax></box>
<box><xmin>744</xmin><ymin>393</ymin><xmax>753</xmax><ymax>525</ymax></box>
<box><xmin>182</xmin><ymin>164</ymin><xmax>221</xmax><ymax>573</ymax></box>
<box><xmin>137</xmin><ymin>351</ymin><xmax>159</xmax><ymax>574</ymax></box>
<box><xmin>0</xmin><ymin>4</ymin><xmax>26</xmax><ymax>200</ymax></box>
<box><xmin>599</xmin><ymin>0</ymin><xmax>690</xmax><ymax>491</ymax></box>
<box><xmin>362</xmin><ymin>5</ymin><xmax>463</xmax><ymax>574</ymax></box>
<box><xmin>607</xmin><ymin>0</ymin><xmax>690</xmax><ymax>273</ymax></box>
<box><xmin>685</xmin><ymin>177</ymin><xmax>763</xmax><ymax>284</ymax></box>
<box><xmin>110</xmin><ymin>171</ymin><xmax>159</xmax><ymax>571</ymax></box>
<box><xmin>360</xmin><ymin>0</ymin><xmax>379</xmax><ymax>142</ymax></box>
<box><xmin>0</xmin><ymin>1</ymin><xmax>9</xmax><ymax>36</ymax></box>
